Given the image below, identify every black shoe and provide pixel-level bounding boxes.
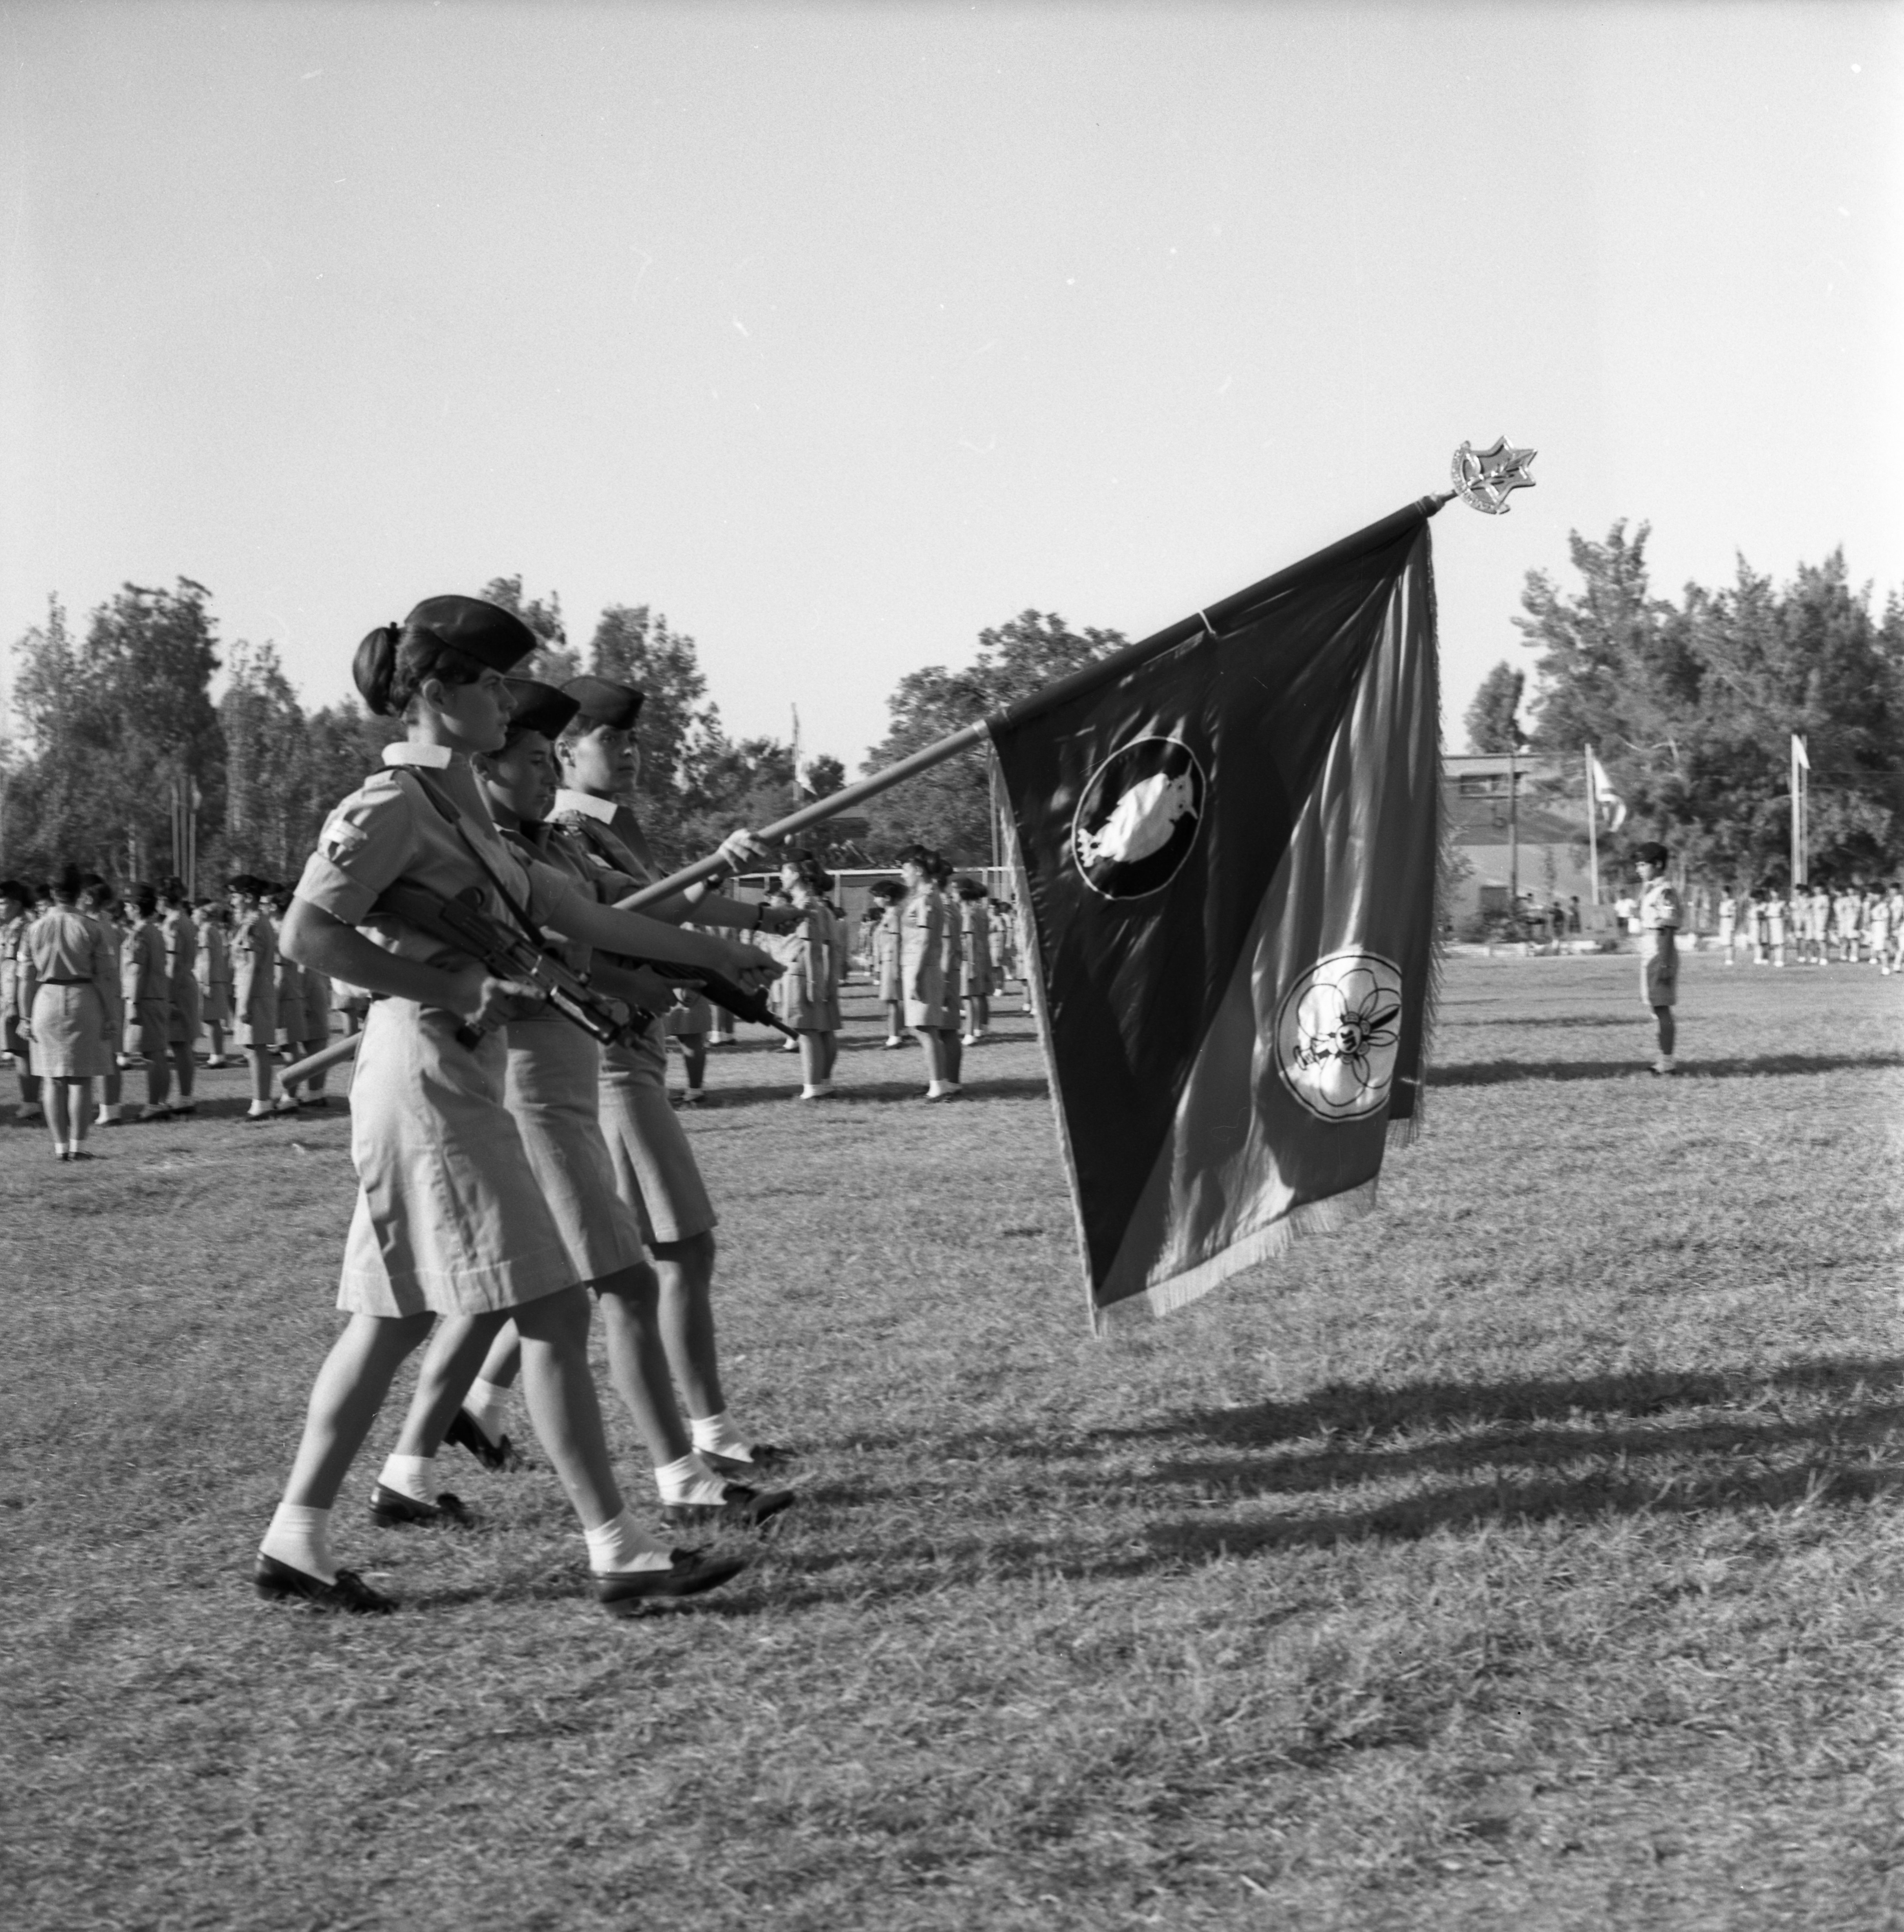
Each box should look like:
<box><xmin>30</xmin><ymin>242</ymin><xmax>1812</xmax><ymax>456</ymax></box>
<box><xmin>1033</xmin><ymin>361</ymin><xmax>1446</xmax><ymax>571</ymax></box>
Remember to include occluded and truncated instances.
<box><xmin>594</xmin><ymin>1548</ymin><xmax>749</xmax><ymax>1615</ymax></box>
<box><xmin>444</xmin><ymin>1409</ymin><xmax>524</xmax><ymax>1472</ymax></box>
<box><xmin>661</xmin><ymin>1483</ymin><xmax>795</xmax><ymax>1532</ymax></box>
<box><xmin>254</xmin><ymin>1553</ymin><xmax>397</xmax><ymax>1614</ymax></box>
<box><xmin>368</xmin><ymin>1483</ymin><xmax>475</xmax><ymax>1528</ymax></box>
<box><xmin>700</xmin><ymin>1442</ymin><xmax>793</xmax><ymax>1477</ymax></box>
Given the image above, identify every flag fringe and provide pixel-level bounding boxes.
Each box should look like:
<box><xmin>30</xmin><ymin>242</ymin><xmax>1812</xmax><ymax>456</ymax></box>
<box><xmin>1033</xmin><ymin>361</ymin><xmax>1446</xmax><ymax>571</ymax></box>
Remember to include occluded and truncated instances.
<box><xmin>1092</xmin><ymin>1174</ymin><xmax>1383</xmax><ymax>1333</ymax></box>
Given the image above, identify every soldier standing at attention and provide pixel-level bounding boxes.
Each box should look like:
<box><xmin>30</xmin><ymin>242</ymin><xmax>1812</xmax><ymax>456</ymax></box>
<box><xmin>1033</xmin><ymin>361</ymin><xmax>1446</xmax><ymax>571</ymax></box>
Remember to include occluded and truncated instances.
<box><xmin>227</xmin><ymin>874</ymin><xmax>281</xmax><ymax>1121</ymax></box>
<box><xmin>159</xmin><ymin>879</ymin><xmax>200</xmax><ymax>1116</ymax></box>
<box><xmin>1633</xmin><ymin>842</ymin><xmax>1683</xmax><ymax>1077</ymax></box>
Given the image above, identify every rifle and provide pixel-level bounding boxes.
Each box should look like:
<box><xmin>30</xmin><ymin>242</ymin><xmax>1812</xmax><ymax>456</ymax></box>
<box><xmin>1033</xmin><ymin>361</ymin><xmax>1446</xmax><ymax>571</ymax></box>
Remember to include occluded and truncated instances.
<box><xmin>277</xmin><ymin>880</ymin><xmax>793</xmax><ymax>1088</ymax></box>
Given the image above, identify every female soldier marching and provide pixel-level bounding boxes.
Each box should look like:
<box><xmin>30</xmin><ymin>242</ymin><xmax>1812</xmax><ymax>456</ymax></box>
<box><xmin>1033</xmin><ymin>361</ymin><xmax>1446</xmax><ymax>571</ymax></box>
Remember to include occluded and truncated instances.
<box><xmin>258</xmin><ymin>597</ymin><xmax>765</xmax><ymax>1615</ymax></box>
<box><xmin>370</xmin><ymin>679</ymin><xmax>790</xmax><ymax>1534</ymax></box>
<box><xmin>19</xmin><ymin>865</ymin><xmax>116</xmax><ymax>1159</ymax></box>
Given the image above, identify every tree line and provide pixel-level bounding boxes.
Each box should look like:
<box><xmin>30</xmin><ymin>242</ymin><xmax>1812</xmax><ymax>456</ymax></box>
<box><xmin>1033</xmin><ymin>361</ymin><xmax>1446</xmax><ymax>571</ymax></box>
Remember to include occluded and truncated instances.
<box><xmin>0</xmin><ymin>572</ymin><xmax>1122</xmax><ymax>888</ymax></box>
<box><xmin>1463</xmin><ymin>525</ymin><xmax>1904</xmax><ymax>883</ymax></box>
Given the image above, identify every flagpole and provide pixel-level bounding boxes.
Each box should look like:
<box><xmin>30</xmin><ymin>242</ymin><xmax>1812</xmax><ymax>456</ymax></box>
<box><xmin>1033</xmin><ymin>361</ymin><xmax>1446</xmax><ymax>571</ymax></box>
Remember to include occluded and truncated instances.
<box><xmin>620</xmin><ymin>493</ymin><xmax>1454</xmax><ymax>908</ymax></box>
<box><xmin>1585</xmin><ymin>745</ymin><xmax>1599</xmax><ymax>903</ymax></box>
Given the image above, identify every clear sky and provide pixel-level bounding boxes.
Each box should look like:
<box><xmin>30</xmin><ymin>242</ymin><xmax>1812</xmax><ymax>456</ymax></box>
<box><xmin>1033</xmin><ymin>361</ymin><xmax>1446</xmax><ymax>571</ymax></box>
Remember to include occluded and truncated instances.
<box><xmin>3</xmin><ymin>0</ymin><xmax>1897</xmax><ymax>775</ymax></box>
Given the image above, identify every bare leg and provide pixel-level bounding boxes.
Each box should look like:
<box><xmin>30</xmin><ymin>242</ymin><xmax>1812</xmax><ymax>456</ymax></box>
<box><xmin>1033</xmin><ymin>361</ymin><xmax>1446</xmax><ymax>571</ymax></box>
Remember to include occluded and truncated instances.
<box><xmin>390</xmin><ymin>1309</ymin><xmax>514</xmax><ymax>1457</ymax></box>
<box><xmin>44</xmin><ymin>1080</ymin><xmax>70</xmax><ymax>1153</ymax></box>
<box><xmin>304</xmin><ymin>1035</ymin><xmax>329</xmax><ymax>1095</ymax></box>
<box><xmin>477</xmin><ymin>1325</ymin><xmax>522</xmax><ymax>1387</ymax></box>
<box><xmin>512</xmin><ymin>1285</ymin><xmax>624</xmax><ymax>1530</ymax></box>
<box><xmin>912</xmin><ymin>1025</ymin><xmax>946</xmax><ymax>1086</ymax></box>
<box><xmin>677</xmin><ymin>1033</ymin><xmax>706</xmax><ymax>1091</ymax></box>
<box><xmin>146</xmin><ymin>1043</ymin><xmax>172</xmax><ymax>1108</ymax></box>
<box><xmin>799</xmin><ymin>1032</ymin><xmax>827</xmax><ymax>1088</ymax></box>
<box><xmin>884</xmin><ymin>1000</ymin><xmax>903</xmax><ymax>1039</ymax></box>
<box><xmin>652</xmin><ymin>1230</ymin><xmax>723</xmax><ymax>1423</ymax></box>
<box><xmin>247</xmin><ymin>1044</ymin><xmax>274</xmax><ymax>1107</ymax></box>
<box><xmin>596</xmin><ymin>1263</ymin><xmax>693</xmax><ymax>1466</ymax></box>
<box><xmin>68</xmin><ymin>1078</ymin><xmax>93</xmax><ymax>1148</ymax></box>
<box><xmin>170</xmin><ymin>1040</ymin><xmax>195</xmax><ymax>1100</ymax></box>
<box><xmin>282</xmin><ymin>1311</ymin><xmax>437</xmax><ymax>1508</ymax></box>
<box><xmin>944</xmin><ymin>1026</ymin><xmax>964</xmax><ymax>1086</ymax></box>
<box><xmin>1655</xmin><ymin>1006</ymin><xmax>1675</xmax><ymax>1057</ymax></box>
<box><xmin>821</xmin><ymin>1030</ymin><xmax>838</xmax><ymax>1081</ymax></box>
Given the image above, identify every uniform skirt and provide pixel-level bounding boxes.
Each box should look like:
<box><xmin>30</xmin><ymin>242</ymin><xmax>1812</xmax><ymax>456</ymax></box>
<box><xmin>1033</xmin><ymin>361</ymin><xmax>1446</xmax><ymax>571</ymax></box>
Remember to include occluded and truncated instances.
<box><xmin>168</xmin><ymin>978</ymin><xmax>202</xmax><ymax>1046</ymax></box>
<box><xmin>199</xmin><ymin>979</ymin><xmax>232</xmax><ymax>1026</ymax></box>
<box><xmin>233</xmin><ymin>976</ymin><xmax>276</xmax><ymax>1048</ymax></box>
<box><xmin>665</xmin><ymin>990</ymin><xmax>712</xmax><ymax>1034</ymax></box>
<box><xmin>127</xmin><ymin>996</ymin><xmax>169</xmax><ymax>1058</ymax></box>
<box><xmin>506</xmin><ymin>1019</ymin><xmax>647</xmax><ymax>1283</ymax></box>
<box><xmin>31</xmin><ymin>983</ymin><xmax>111</xmax><ymax>1079</ymax></box>
<box><xmin>338</xmin><ymin>998</ymin><xmax>578</xmax><ymax>1319</ymax></box>
<box><xmin>597</xmin><ymin>1022</ymin><xmax>717</xmax><ymax>1246</ymax></box>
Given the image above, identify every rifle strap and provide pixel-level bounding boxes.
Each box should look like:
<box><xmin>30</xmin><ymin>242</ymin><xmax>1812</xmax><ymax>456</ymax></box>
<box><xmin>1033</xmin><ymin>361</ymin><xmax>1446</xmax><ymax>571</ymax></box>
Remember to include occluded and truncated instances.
<box><xmin>402</xmin><ymin>769</ymin><xmax>561</xmax><ymax>963</ymax></box>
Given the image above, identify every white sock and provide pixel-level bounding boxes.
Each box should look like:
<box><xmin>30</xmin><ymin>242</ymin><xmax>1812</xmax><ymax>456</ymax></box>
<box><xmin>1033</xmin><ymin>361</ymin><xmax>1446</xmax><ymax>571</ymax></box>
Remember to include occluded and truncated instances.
<box><xmin>260</xmin><ymin>1502</ymin><xmax>336</xmax><ymax>1583</ymax></box>
<box><xmin>463</xmin><ymin>1378</ymin><xmax>512</xmax><ymax>1445</ymax></box>
<box><xmin>583</xmin><ymin>1508</ymin><xmax>673</xmax><ymax>1574</ymax></box>
<box><xmin>378</xmin><ymin>1453</ymin><xmax>436</xmax><ymax>1502</ymax></box>
<box><xmin>690</xmin><ymin>1411</ymin><xmax>754</xmax><ymax>1462</ymax></box>
<box><xmin>655</xmin><ymin>1452</ymin><xmax>730</xmax><ymax>1506</ymax></box>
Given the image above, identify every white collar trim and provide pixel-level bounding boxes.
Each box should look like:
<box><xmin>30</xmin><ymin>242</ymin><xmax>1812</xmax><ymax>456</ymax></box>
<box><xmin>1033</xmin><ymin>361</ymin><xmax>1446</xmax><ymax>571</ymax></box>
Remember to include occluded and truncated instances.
<box><xmin>553</xmin><ymin>788</ymin><xmax>617</xmax><ymax>824</ymax></box>
<box><xmin>382</xmin><ymin>742</ymin><xmax>455</xmax><ymax>771</ymax></box>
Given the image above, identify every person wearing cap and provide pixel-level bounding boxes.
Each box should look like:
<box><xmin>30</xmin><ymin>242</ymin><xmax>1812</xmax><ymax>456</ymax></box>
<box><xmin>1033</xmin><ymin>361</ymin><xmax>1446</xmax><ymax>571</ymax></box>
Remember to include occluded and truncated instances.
<box><xmin>227</xmin><ymin>874</ymin><xmax>281</xmax><ymax>1120</ymax></box>
<box><xmin>196</xmin><ymin>899</ymin><xmax>235</xmax><ymax>1064</ymax></box>
<box><xmin>257</xmin><ymin>596</ymin><xmax>770</xmax><ymax>1617</ymax></box>
<box><xmin>1633</xmin><ymin>842</ymin><xmax>1682</xmax><ymax>1075</ymax></box>
<box><xmin>547</xmin><ymin>673</ymin><xmax>802</xmax><ymax>1478</ymax></box>
<box><xmin>370</xmin><ymin>676</ymin><xmax>791</xmax><ymax>1535</ymax></box>
<box><xmin>158</xmin><ymin>879</ymin><xmax>200</xmax><ymax>1116</ymax></box>
<box><xmin>79</xmin><ymin>879</ymin><xmax>128</xmax><ymax>1125</ymax></box>
<box><xmin>122</xmin><ymin>887</ymin><xmax>175</xmax><ymax>1119</ymax></box>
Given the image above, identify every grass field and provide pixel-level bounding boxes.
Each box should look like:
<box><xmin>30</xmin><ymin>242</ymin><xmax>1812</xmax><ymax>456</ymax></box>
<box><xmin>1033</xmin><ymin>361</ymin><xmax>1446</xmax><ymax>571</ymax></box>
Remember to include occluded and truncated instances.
<box><xmin>4</xmin><ymin>953</ymin><xmax>1902</xmax><ymax>1931</ymax></box>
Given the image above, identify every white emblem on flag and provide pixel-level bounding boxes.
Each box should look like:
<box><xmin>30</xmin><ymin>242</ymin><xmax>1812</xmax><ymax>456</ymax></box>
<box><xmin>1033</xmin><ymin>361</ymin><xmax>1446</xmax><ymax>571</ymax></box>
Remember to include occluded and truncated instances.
<box><xmin>1071</xmin><ymin>735</ymin><xmax>1207</xmax><ymax>899</ymax></box>
<box><xmin>1276</xmin><ymin>951</ymin><xmax>1405</xmax><ymax>1121</ymax></box>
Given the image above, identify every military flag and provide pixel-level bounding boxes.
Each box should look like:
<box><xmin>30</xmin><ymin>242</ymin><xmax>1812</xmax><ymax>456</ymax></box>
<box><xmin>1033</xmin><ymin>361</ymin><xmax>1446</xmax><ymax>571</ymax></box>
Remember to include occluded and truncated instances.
<box><xmin>988</xmin><ymin>501</ymin><xmax>1443</xmax><ymax>1329</ymax></box>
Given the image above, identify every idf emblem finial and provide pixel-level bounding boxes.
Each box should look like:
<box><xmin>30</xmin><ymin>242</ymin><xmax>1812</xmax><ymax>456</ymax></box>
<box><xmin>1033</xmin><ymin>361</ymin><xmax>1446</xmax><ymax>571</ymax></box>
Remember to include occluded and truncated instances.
<box><xmin>1450</xmin><ymin>439</ymin><xmax>1537</xmax><ymax>514</ymax></box>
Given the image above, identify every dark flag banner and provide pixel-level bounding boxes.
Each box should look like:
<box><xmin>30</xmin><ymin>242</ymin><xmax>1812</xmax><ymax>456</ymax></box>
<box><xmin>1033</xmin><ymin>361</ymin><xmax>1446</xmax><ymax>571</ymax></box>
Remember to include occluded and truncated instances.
<box><xmin>989</xmin><ymin>501</ymin><xmax>1442</xmax><ymax>1330</ymax></box>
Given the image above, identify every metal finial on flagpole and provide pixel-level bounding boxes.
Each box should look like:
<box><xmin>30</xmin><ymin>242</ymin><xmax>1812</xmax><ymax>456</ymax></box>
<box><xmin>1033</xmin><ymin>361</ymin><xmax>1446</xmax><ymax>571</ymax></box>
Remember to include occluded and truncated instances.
<box><xmin>1450</xmin><ymin>438</ymin><xmax>1537</xmax><ymax>514</ymax></box>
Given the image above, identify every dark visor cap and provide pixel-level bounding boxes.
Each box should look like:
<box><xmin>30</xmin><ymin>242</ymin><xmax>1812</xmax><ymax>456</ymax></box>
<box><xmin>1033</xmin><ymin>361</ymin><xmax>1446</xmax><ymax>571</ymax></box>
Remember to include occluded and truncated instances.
<box><xmin>404</xmin><ymin>595</ymin><xmax>539</xmax><ymax>674</ymax></box>
<box><xmin>563</xmin><ymin>676</ymin><xmax>644</xmax><ymax>731</ymax></box>
<box><xmin>503</xmin><ymin>678</ymin><xmax>581</xmax><ymax>742</ymax></box>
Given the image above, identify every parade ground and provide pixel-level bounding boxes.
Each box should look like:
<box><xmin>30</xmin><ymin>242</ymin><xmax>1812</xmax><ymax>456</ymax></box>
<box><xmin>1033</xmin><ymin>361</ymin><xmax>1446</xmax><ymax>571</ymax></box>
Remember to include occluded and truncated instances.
<box><xmin>4</xmin><ymin>953</ymin><xmax>1900</xmax><ymax>1932</ymax></box>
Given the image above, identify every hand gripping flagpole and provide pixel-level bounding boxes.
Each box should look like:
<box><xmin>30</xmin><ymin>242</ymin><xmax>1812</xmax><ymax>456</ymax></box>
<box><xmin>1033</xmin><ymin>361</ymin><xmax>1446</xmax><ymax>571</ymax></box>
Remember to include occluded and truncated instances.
<box><xmin>619</xmin><ymin>441</ymin><xmax>1535</xmax><ymax>910</ymax></box>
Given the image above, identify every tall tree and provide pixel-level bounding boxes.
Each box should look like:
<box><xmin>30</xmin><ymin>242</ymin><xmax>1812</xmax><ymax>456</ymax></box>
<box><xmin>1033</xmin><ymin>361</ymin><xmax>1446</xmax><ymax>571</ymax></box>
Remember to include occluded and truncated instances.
<box><xmin>7</xmin><ymin>581</ymin><xmax>223</xmax><ymax>882</ymax></box>
<box><xmin>479</xmin><ymin>575</ymin><xmax>579</xmax><ymax>685</ymax></box>
<box><xmin>1463</xmin><ymin>662</ymin><xmax>1525</xmax><ymax>752</ymax></box>
<box><xmin>860</xmin><ymin>610</ymin><xmax>1126</xmax><ymax>861</ymax></box>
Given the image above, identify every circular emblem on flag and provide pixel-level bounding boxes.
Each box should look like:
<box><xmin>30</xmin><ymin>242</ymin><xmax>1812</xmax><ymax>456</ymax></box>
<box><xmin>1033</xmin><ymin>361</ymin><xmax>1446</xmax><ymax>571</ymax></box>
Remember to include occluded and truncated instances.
<box><xmin>1070</xmin><ymin>736</ymin><xmax>1207</xmax><ymax>899</ymax></box>
<box><xmin>1275</xmin><ymin>951</ymin><xmax>1405</xmax><ymax>1122</ymax></box>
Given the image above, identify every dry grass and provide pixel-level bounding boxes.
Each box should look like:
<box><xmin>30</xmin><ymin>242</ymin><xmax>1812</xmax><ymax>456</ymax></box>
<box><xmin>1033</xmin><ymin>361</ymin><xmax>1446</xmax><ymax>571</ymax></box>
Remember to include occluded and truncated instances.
<box><xmin>2</xmin><ymin>953</ymin><xmax>1901</xmax><ymax>1931</ymax></box>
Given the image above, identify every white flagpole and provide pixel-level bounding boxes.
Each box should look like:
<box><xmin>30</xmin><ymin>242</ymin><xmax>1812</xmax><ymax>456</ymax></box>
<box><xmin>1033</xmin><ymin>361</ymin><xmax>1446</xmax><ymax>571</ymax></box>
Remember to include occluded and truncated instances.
<box><xmin>1585</xmin><ymin>745</ymin><xmax>1599</xmax><ymax>904</ymax></box>
<box><xmin>1791</xmin><ymin>735</ymin><xmax>1806</xmax><ymax>888</ymax></box>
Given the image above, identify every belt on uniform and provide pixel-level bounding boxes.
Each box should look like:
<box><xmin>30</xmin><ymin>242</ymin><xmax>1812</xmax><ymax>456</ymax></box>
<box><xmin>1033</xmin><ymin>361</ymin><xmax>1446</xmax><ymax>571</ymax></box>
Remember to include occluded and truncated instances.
<box><xmin>40</xmin><ymin>976</ymin><xmax>90</xmax><ymax>985</ymax></box>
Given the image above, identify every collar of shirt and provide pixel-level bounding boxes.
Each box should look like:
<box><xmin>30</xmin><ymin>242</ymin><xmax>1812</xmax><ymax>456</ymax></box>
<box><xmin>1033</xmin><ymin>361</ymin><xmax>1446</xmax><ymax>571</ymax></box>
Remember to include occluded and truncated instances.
<box><xmin>382</xmin><ymin>742</ymin><xmax>455</xmax><ymax>771</ymax></box>
<box><xmin>552</xmin><ymin>787</ymin><xmax>617</xmax><ymax>825</ymax></box>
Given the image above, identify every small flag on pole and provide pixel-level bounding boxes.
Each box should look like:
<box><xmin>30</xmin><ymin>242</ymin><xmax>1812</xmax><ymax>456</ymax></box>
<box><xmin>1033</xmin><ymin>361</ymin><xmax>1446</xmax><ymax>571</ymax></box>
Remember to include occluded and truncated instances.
<box><xmin>990</xmin><ymin>503</ymin><xmax>1441</xmax><ymax>1329</ymax></box>
<box><xmin>1587</xmin><ymin>748</ymin><xmax>1628</xmax><ymax>830</ymax></box>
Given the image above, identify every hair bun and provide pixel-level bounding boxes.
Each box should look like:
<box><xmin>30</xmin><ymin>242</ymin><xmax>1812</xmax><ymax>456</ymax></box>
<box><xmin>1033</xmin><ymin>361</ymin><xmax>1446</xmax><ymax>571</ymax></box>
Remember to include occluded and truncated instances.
<box><xmin>353</xmin><ymin>623</ymin><xmax>402</xmax><ymax>715</ymax></box>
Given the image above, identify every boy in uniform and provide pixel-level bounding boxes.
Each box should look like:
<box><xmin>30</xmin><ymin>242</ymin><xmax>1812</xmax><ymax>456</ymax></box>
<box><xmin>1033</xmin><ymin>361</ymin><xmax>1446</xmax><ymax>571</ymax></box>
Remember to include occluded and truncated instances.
<box><xmin>1633</xmin><ymin>842</ymin><xmax>1682</xmax><ymax>1075</ymax></box>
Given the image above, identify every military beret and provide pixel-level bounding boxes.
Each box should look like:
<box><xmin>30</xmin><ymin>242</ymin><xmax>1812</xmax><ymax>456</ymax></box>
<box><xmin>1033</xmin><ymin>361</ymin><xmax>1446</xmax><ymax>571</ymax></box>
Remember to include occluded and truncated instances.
<box><xmin>225</xmin><ymin>873</ymin><xmax>270</xmax><ymax>895</ymax></box>
<box><xmin>503</xmin><ymin>678</ymin><xmax>581</xmax><ymax>742</ymax></box>
<box><xmin>403</xmin><ymin>595</ymin><xmax>539</xmax><ymax>674</ymax></box>
<box><xmin>562</xmin><ymin>675</ymin><xmax>644</xmax><ymax>730</ymax></box>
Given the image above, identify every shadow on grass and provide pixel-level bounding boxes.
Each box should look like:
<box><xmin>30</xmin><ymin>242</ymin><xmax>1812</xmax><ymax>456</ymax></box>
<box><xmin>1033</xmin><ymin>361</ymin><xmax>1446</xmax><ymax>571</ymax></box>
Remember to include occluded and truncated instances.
<box><xmin>1435</xmin><ymin>1051</ymin><xmax>1904</xmax><ymax>1086</ymax></box>
<box><xmin>702</xmin><ymin>1077</ymin><xmax>1052</xmax><ymax>1108</ymax></box>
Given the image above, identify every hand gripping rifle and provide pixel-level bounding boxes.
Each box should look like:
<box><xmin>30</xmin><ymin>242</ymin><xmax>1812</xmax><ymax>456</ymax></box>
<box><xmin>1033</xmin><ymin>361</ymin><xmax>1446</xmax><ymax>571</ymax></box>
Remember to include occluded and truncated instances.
<box><xmin>278</xmin><ymin>881</ymin><xmax>794</xmax><ymax>1088</ymax></box>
